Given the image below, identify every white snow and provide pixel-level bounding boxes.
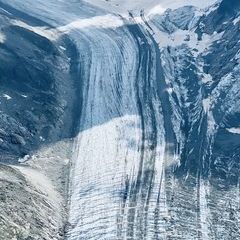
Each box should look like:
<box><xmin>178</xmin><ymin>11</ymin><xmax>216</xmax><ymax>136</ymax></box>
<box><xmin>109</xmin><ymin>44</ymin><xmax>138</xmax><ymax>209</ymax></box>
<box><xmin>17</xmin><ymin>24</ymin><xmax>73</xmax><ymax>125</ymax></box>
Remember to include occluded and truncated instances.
<box><xmin>148</xmin><ymin>4</ymin><xmax>166</xmax><ymax>16</ymax></box>
<box><xmin>85</xmin><ymin>0</ymin><xmax>218</xmax><ymax>15</ymax></box>
<box><xmin>166</xmin><ymin>87</ymin><xmax>174</xmax><ymax>94</ymax></box>
<box><xmin>226</xmin><ymin>128</ymin><xmax>240</xmax><ymax>134</ymax></box>
<box><xmin>207</xmin><ymin>110</ymin><xmax>217</xmax><ymax>136</ymax></box>
<box><xmin>0</xmin><ymin>32</ymin><xmax>6</xmax><ymax>43</ymax></box>
<box><xmin>58</xmin><ymin>14</ymin><xmax>124</xmax><ymax>32</ymax></box>
<box><xmin>11</xmin><ymin>19</ymin><xmax>59</xmax><ymax>41</ymax></box>
<box><xmin>199</xmin><ymin>180</ymin><xmax>211</xmax><ymax>240</ymax></box>
<box><xmin>202</xmin><ymin>98</ymin><xmax>211</xmax><ymax>113</ymax></box>
<box><xmin>59</xmin><ymin>45</ymin><xmax>66</xmax><ymax>51</ymax></box>
<box><xmin>235</xmin><ymin>50</ymin><xmax>240</xmax><ymax>63</ymax></box>
<box><xmin>0</xmin><ymin>7</ymin><xmax>12</xmax><ymax>15</ymax></box>
<box><xmin>233</xmin><ymin>16</ymin><xmax>240</xmax><ymax>25</ymax></box>
<box><xmin>3</xmin><ymin>94</ymin><xmax>12</xmax><ymax>100</ymax></box>
<box><xmin>202</xmin><ymin>72</ymin><xmax>213</xmax><ymax>84</ymax></box>
<box><xmin>151</xmin><ymin>27</ymin><xmax>224</xmax><ymax>52</ymax></box>
<box><xmin>148</xmin><ymin>0</ymin><xmax>218</xmax><ymax>11</ymax></box>
<box><xmin>18</xmin><ymin>155</ymin><xmax>30</xmax><ymax>163</ymax></box>
<box><xmin>39</xmin><ymin>136</ymin><xmax>45</xmax><ymax>141</ymax></box>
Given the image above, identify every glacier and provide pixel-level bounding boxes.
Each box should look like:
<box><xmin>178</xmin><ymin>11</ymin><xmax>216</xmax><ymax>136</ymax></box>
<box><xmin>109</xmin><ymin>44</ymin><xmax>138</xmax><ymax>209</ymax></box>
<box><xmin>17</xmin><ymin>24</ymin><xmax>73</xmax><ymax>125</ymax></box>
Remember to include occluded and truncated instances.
<box><xmin>0</xmin><ymin>0</ymin><xmax>240</xmax><ymax>239</ymax></box>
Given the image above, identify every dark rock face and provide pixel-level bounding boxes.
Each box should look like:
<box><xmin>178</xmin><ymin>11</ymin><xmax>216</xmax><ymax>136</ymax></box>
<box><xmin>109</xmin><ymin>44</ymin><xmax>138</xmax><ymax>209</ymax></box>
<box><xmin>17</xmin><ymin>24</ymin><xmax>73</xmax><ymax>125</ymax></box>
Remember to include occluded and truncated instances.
<box><xmin>0</xmin><ymin>4</ymin><xmax>78</xmax><ymax>163</ymax></box>
<box><xmin>200</xmin><ymin>0</ymin><xmax>240</xmax><ymax>34</ymax></box>
<box><xmin>154</xmin><ymin>3</ymin><xmax>240</xmax><ymax>238</ymax></box>
<box><xmin>199</xmin><ymin>5</ymin><xmax>240</xmax><ymax>184</ymax></box>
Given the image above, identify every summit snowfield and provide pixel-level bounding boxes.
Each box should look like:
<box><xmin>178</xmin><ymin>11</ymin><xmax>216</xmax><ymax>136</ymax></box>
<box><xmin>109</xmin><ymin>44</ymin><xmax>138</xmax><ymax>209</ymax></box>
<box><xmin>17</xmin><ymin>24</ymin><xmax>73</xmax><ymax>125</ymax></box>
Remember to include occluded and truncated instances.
<box><xmin>0</xmin><ymin>0</ymin><xmax>239</xmax><ymax>239</ymax></box>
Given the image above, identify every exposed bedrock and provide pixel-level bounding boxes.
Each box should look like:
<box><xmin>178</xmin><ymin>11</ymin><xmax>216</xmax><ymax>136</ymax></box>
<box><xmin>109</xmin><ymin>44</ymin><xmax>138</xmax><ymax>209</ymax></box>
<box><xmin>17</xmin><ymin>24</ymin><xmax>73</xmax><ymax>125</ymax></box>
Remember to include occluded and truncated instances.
<box><xmin>0</xmin><ymin>2</ymin><xmax>81</xmax><ymax>163</ymax></box>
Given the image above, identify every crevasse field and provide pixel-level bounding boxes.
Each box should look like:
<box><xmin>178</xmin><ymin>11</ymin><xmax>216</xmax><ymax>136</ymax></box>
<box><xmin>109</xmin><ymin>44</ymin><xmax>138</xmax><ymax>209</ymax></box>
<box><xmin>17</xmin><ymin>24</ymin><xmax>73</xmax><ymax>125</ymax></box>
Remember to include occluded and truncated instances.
<box><xmin>0</xmin><ymin>0</ymin><xmax>240</xmax><ymax>239</ymax></box>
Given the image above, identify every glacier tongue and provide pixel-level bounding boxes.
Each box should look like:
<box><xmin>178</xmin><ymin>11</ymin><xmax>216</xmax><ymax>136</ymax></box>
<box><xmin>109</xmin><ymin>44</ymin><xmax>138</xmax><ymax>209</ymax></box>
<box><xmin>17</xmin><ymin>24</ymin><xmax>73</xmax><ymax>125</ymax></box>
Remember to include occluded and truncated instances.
<box><xmin>1</xmin><ymin>0</ymin><xmax>240</xmax><ymax>239</ymax></box>
<box><xmin>66</xmin><ymin>14</ymin><xmax>171</xmax><ymax>238</ymax></box>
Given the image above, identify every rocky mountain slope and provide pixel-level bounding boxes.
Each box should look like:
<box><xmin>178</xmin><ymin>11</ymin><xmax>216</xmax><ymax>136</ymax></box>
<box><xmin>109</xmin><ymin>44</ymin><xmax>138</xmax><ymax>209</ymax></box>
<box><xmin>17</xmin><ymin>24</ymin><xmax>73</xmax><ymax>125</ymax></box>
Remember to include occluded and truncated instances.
<box><xmin>0</xmin><ymin>0</ymin><xmax>239</xmax><ymax>239</ymax></box>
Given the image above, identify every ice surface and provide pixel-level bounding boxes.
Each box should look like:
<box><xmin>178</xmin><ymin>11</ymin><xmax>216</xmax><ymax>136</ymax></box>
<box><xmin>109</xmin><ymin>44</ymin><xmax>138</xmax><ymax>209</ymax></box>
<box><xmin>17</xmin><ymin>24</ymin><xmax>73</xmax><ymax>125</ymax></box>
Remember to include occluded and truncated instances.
<box><xmin>1</xmin><ymin>0</ymin><xmax>240</xmax><ymax>239</ymax></box>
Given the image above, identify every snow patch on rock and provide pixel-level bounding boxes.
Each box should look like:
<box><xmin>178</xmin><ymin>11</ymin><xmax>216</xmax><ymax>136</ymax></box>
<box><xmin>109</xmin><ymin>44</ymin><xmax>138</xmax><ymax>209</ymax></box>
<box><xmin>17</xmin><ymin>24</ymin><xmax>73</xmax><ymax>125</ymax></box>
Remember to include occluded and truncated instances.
<box><xmin>0</xmin><ymin>31</ymin><xmax>6</xmax><ymax>43</ymax></box>
<box><xmin>226</xmin><ymin>128</ymin><xmax>240</xmax><ymax>134</ymax></box>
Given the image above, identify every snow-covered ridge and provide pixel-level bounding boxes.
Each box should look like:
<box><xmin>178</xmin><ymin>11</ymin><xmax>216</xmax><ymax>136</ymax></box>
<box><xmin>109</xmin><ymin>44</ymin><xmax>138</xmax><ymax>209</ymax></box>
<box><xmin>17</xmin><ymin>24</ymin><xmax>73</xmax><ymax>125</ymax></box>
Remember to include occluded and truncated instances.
<box><xmin>85</xmin><ymin>0</ymin><xmax>219</xmax><ymax>15</ymax></box>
